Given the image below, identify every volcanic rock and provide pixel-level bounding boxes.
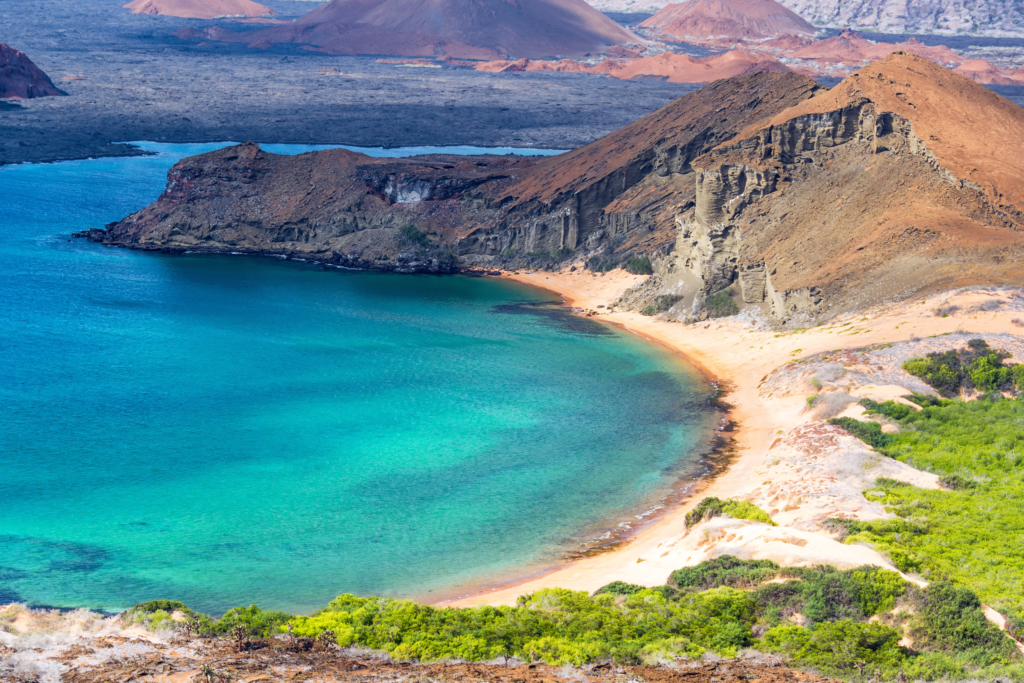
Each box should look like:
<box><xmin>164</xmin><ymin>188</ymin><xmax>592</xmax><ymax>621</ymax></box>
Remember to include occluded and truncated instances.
<box><xmin>953</xmin><ymin>58</ymin><xmax>1024</xmax><ymax>85</ymax></box>
<box><xmin>0</xmin><ymin>43</ymin><xmax>64</xmax><ymax>99</ymax></box>
<box><xmin>98</xmin><ymin>71</ymin><xmax>820</xmax><ymax>272</ymax></box>
<box><xmin>123</xmin><ymin>0</ymin><xmax>274</xmax><ymax>19</ymax></box>
<box><xmin>775</xmin><ymin>0</ymin><xmax>1024</xmax><ymax>38</ymax></box>
<box><xmin>676</xmin><ymin>52</ymin><xmax>1024</xmax><ymax>318</ymax></box>
<box><xmin>475</xmin><ymin>50</ymin><xmax>790</xmax><ymax>83</ymax></box>
<box><xmin>786</xmin><ymin>30</ymin><xmax>962</xmax><ymax>66</ymax></box>
<box><xmin>640</xmin><ymin>0</ymin><xmax>816</xmax><ymax>40</ymax></box>
<box><xmin>236</xmin><ymin>0</ymin><xmax>639</xmax><ymax>60</ymax></box>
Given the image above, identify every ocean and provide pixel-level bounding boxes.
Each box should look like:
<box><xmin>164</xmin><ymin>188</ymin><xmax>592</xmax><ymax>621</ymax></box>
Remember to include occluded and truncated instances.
<box><xmin>0</xmin><ymin>143</ymin><xmax>716</xmax><ymax>615</ymax></box>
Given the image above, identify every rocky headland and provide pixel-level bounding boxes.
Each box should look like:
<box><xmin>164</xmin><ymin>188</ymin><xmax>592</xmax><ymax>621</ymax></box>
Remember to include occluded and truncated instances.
<box><xmin>91</xmin><ymin>54</ymin><xmax>1024</xmax><ymax>323</ymax></box>
<box><xmin>0</xmin><ymin>43</ymin><xmax>64</xmax><ymax>99</ymax></box>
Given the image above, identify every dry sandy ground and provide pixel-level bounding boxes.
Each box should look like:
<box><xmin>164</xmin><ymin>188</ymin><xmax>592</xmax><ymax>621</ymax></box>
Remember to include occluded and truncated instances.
<box><xmin>441</xmin><ymin>269</ymin><xmax>1024</xmax><ymax>607</ymax></box>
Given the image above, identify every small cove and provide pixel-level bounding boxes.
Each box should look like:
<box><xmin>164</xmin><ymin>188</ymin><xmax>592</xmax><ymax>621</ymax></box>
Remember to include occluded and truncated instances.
<box><xmin>0</xmin><ymin>143</ymin><xmax>718</xmax><ymax>615</ymax></box>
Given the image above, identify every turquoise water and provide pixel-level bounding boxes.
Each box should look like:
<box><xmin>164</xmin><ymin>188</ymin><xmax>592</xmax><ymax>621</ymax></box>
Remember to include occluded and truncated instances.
<box><xmin>0</xmin><ymin>144</ymin><xmax>716</xmax><ymax>616</ymax></box>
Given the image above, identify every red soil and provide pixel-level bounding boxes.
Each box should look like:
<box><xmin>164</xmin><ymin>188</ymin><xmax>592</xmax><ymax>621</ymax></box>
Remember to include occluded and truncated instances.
<box><xmin>741</xmin><ymin>52</ymin><xmax>1024</xmax><ymax>215</ymax></box>
<box><xmin>475</xmin><ymin>50</ymin><xmax>789</xmax><ymax>83</ymax></box>
<box><xmin>0</xmin><ymin>43</ymin><xmax>64</xmax><ymax>99</ymax></box>
<box><xmin>236</xmin><ymin>0</ymin><xmax>639</xmax><ymax>59</ymax></box>
<box><xmin>954</xmin><ymin>59</ymin><xmax>1024</xmax><ymax>85</ymax></box>
<box><xmin>640</xmin><ymin>0</ymin><xmax>815</xmax><ymax>40</ymax></box>
<box><xmin>124</xmin><ymin>0</ymin><xmax>274</xmax><ymax>19</ymax></box>
<box><xmin>787</xmin><ymin>30</ymin><xmax>962</xmax><ymax>65</ymax></box>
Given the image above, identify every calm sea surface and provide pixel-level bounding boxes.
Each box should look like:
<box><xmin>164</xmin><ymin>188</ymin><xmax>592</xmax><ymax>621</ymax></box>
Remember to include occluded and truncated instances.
<box><xmin>0</xmin><ymin>143</ymin><xmax>716</xmax><ymax>615</ymax></box>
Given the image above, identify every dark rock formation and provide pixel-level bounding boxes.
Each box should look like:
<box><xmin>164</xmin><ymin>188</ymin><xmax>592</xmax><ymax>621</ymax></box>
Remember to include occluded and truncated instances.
<box><xmin>94</xmin><ymin>56</ymin><xmax>1024</xmax><ymax>321</ymax></box>
<box><xmin>0</xmin><ymin>43</ymin><xmax>64</xmax><ymax>99</ymax></box>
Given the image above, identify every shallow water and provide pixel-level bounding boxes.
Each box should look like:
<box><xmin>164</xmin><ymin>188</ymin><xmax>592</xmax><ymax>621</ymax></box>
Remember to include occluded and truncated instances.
<box><xmin>0</xmin><ymin>143</ymin><xmax>716</xmax><ymax>615</ymax></box>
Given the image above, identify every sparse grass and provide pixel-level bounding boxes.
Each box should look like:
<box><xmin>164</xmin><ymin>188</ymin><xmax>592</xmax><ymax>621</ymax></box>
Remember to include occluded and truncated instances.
<box><xmin>705</xmin><ymin>289</ymin><xmax>739</xmax><ymax>319</ymax></box>
<box><xmin>813</xmin><ymin>392</ymin><xmax>857</xmax><ymax>419</ymax></box>
<box><xmin>641</xmin><ymin>295</ymin><xmax>679</xmax><ymax>316</ymax></box>
<box><xmin>933</xmin><ymin>304</ymin><xmax>960</xmax><ymax>317</ymax></box>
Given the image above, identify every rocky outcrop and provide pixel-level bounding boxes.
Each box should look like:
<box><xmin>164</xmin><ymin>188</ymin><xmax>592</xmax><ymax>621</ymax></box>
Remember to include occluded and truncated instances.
<box><xmin>0</xmin><ymin>44</ymin><xmax>64</xmax><ymax>99</ymax></box>
<box><xmin>94</xmin><ymin>71</ymin><xmax>822</xmax><ymax>279</ymax></box>
<box><xmin>668</xmin><ymin>52</ymin><xmax>1024</xmax><ymax>321</ymax></box>
<box><xmin>776</xmin><ymin>0</ymin><xmax>1024</xmax><ymax>37</ymax></box>
<box><xmin>94</xmin><ymin>55</ymin><xmax>1024</xmax><ymax>323</ymax></box>
<box><xmin>96</xmin><ymin>143</ymin><xmax>538</xmax><ymax>273</ymax></box>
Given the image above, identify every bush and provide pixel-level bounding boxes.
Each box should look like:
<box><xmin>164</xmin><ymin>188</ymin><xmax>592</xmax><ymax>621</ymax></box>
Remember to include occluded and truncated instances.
<box><xmin>400</xmin><ymin>224</ymin><xmax>431</xmax><ymax>248</ymax></box>
<box><xmin>902</xmin><ymin>338</ymin><xmax>1019</xmax><ymax>397</ymax></box>
<box><xmin>828</xmin><ymin>417</ymin><xmax>894</xmax><ymax>449</ymax></box>
<box><xmin>670</xmin><ymin>556</ymin><xmax>780</xmax><ymax>590</ymax></box>
<box><xmin>705</xmin><ymin>289</ymin><xmax>739</xmax><ymax>319</ymax></box>
<box><xmin>761</xmin><ymin>620</ymin><xmax>906</xmax><ymax>677</ymax></box>
<box><xmin>911</xmin><ymin>582</ymin><xmax>1019</xmax><ymax>666</ymax></box>
<box><xmin>623</xmin><ymin>255</ymin><xmax>653</xmax><ymax>275</ymax></box>
<box><xmin>683</xmin><ymin>497</ymin><xmax>775</xmax><ymax>529</ymax></box>
<box><xmin>593</xmin><ymin>581</ymin><xmax>647</xmax><ymax>596</ymax></box>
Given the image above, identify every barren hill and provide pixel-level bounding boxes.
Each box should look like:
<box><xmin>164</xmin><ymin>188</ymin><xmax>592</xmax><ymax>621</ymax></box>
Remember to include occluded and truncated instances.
<box><xmin>91</xmin><ymin>55</ymin><xmax>1024</xmax><ymax>322</ymax></box>
<box><xmin>640</xmin><ymin>0</ymin><xmax>816</xmax><ymax>40</ymax></box>
<box><xmin>776</xmin><ymin>0</ymin><xmax>1024</xmax><ymax>37</ymax></box>
<box><xmin>239</xmin><ymin>0</ymin><xmax>639</xmax><ymax>59</ymax></box>
<box><xmin>674</xmin><ymin>51</ymin><xmax>1024</xmax><ymax>318</ymax></box>
<box><xmin>474</xmin><ymin>50</ymin><xmax>790</xmax><ymax>83</ymax></box>
<box><xmin>124</xmin><ymin>0</ymin><xmax>274</xmax><ymax>18</ymax></box>
<box><xmin>0</xmin><ymin>43</ymin><xmax>64</xmax><ymax>99</ymax></box>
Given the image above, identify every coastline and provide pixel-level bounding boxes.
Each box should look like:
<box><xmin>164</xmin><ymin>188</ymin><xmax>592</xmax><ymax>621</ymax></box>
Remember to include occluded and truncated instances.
<box><xmin>436</xmin><ymin>268</ymin><xmax>1024</xmax><ymax>607</ymax></box>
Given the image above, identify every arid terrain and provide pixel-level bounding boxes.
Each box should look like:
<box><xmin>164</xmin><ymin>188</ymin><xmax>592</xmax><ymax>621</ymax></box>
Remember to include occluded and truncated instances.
<box><xmin>0</xmin><ymin>0</ymin><xmax>698</xmax><ymax>166</ymax></box>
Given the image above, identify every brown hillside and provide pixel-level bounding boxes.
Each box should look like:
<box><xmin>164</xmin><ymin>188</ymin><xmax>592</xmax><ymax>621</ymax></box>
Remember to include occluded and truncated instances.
<box><xmin>124</xmin><ymin>0</ymin><xmax>274</xmax><ymax>18</ymax></box>
<box><xmin>640</xmin><ymin>0</ymin><xmax>816</xmax><ymax>40</ymax></box>
<box><xmin>677</xmin><ymin>52</ymin><xmax>1024</xmax><ymax>318</ymax></box>
<box><xmin>240</xmin><ymin>0</ymin><xmax>638</xmax><ymax>59</ymax></box>
<box><xmin>474</xmin><ymin>50</ymin><xmax>790</xmax><ymax>83</ymax></box>
<box><xmin>0</xmin><ymin>43</ymin><xmax>64</xmax><ymax>99</ymax></box>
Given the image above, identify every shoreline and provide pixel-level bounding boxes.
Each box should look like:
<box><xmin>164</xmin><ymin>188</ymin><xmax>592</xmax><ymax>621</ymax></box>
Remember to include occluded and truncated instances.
<box><xmin>436</xmin><ymin>268</ymin><xmax>1024</xmax><ymax>607</ymax></box>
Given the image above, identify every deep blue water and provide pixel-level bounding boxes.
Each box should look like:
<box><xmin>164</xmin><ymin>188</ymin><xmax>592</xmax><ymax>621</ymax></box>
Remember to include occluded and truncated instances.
<box><xmin>0</xmin><ymin>143</ymin><xmax>716</xmax><ymax>615</ymax></box>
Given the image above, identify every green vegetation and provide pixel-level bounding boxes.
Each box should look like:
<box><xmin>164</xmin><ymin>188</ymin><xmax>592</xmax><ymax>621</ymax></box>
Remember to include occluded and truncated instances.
<box><xmin>902</xmin><ymin>338</ymin><xmax>1024</xmax><ymax>397</ymax></box>
<box><xmin>622</xmin><ymin>255</ymin><xmax>653</xmax><ymax>275</ymax></box>
<box><xmin>825</xmin><ymin>389</ymin><xmax>1024</xmax><ymax>630</ymax></box>
<box><xmin>829</xmin><ymin>416</ymin><xmax>894</xmax><ymax>449</ymax></box>
<box><xmin>127</xmin><ymin>600</ymin><xmax>292</xmax><ymax>637</ymax></box>
<box><xmin>400</xmin><ymin>224</ymin><xmax>431</xmax><ymax>248</ymax></box>
<box><xmin>640</xmin><ymin>295</ymin><xmax>679</xmax><ymax>316</ymax></box>
<box><xmin>705</xmin><ymin>289</ymin><xmax>739</xmax><ymax>319</ymax></box>
<box><xmin>683</xmin><ymin>496</ymin><xmax>776</xmax><ymax>529</ymax></box>
<box><xmin>133</xmin><ymin>558</ymin><xmax>1021</xmax><ymax>679</ymax></box>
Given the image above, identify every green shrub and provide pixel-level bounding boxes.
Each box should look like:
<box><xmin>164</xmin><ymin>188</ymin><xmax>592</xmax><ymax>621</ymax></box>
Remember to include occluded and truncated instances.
<box><xmin>670</xmin><ymin>556</ymin><xmax>780</xmax><ymax>590</ymax></box>
<box><xmin>828</xmin><ymin>417</ymin><xmax>894</xmax><ymax>448</ymax></box>
<box><xmin>859</xmin><ymin>398</ymin><xmax>913</xmax><ymax>421</ymax></box>
<box><xmin>911</xmin><ymin>582</ymin><xmax>1020</xmax><ymax>666</ymax></box>
<box><xmin>400</xmin><ymin>224</ymin><xmax>430</xmax><ymax>248</ymax></box>
<box><xmin>623</xmin><ymin>255</ymin><xmax>653</xmax><ymax>275</ymax></box>
<box><xmin>705</xmin><ymin>289</ymin><xmax>739</xmax><ymax>319</ymax></box>
<box><xmin>593</xmin><ymin>581</ymin><xmax>647</xmax><ymax>596</ymax></box>
<box><xmin>902</xmin><ymin>338</ymin><xmax>1018</xmax><ymax>397</ymax></box>
<box><xmin>683</xmin><ymin>497</ymin><xmax>775</xmax><ymax>529</ymax></box>
<box><xmin>761</xmin><ymin>620</ymin><xmax>906</xmax><ymax>677</ymax></box>
<box><xmin>641</xmin><ymin>295</ymin><xmax>679</xmax><ymax>316</ymax></box>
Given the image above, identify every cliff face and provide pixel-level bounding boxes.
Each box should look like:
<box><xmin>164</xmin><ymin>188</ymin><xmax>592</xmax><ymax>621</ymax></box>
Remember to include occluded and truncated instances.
<box><xmin>98</xmin><ymin>144</ymin><xmax>538</xmax><ymax>273</ymax></box>
<box><xmin>662</xmin><ymin>52</ymin><xmax>1024</xmax><ymax>320</ymax></box>
<box><xmin>0</xmin><ymin>44</ymin><xmax>64</xmax><ymax>99</ymax></box>
<box><xmin>776</xmin><ymin>0</ymin><xmax>1024</xmax><ymax>37</ymax></box>
<box><xmin>97</xmin><ymin>71</ymin><xmax>821</xmax><ymax>274</ymax></box>
<box><xmin>97</xmin><ymin>56</ymin><xmax>1024</xmax><ymax>321</ymax></box>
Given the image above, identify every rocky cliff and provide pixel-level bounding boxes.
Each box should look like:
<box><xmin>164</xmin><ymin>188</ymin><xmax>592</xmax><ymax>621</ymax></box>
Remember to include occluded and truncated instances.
<box><xmin>0</xmin><ymin>43</ymin><xmax>64</xmax><ymax>99</ymax></box>
<box><xmin>776</xmin><ymin>0</ymin><xmax>1024</xmax><ymax>37</ymax></box>
<box><xmin>95</xmin><ymin>71</ymin><xmax>820</xmax><ymax>274</ymax></box>
<box><xmin>644</xmin><ymin>52</ymin><xmax>1024</xmax><ymax>321</ymax></box>
<box><xmin>94</xmin><ymin>55</ymin><xmax>1024</xmax><ymax>322</ymax></box>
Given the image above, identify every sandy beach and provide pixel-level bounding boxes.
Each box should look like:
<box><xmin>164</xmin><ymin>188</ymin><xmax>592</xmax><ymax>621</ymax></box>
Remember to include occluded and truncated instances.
<box><xmin>439</xmin><ymin>268</ymin><xmax>1024</xmax><ymax>607</ymax></box>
